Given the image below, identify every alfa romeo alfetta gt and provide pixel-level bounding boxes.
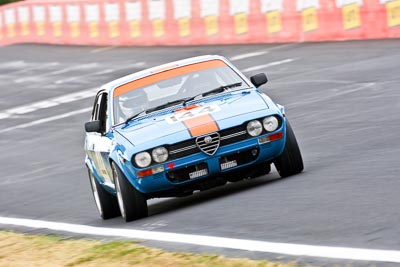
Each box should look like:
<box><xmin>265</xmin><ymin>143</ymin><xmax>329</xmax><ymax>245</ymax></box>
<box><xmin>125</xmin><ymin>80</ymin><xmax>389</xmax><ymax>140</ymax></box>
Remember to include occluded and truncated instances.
<box><xmin>84</xmin><ymin>55</ymin><xmax>303</xmax><ymax>222</ymax></box>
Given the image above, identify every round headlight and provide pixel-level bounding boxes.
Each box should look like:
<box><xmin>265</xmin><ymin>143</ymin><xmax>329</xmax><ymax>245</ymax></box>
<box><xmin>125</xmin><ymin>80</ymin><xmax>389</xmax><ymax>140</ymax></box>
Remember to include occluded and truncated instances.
<box><xmin>263</xmin><ymin>116</ymin><xmax>279</xmax><ymax>132</ymax></box>
<box><xmin>134</xmin><ymin>152</ymin><xmax>152</xmax><ymax>168</ymax></box>
<box><xmin>247</xmin><ymin>120</ymin><xmax>263</xmax><ymax>137</ymax></box>
<box><xmin>152</xmin><ymin>146</ymin><xmax>168</xmax><ymax>163</ymax></box>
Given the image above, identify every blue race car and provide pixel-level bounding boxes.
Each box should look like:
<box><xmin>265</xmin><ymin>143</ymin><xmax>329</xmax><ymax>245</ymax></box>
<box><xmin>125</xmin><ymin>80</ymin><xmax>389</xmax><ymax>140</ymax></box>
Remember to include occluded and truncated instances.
<box><xmin>84</xmin><ymin>55</ymin><xmax>303</xmax><ymax>222</ymax></box>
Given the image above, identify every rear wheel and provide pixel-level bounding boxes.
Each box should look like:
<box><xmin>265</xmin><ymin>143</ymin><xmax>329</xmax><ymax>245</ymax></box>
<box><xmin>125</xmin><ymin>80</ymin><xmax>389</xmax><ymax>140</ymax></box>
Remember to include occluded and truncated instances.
<box><xmin>88</xmin><ymin>169</ymin><xmax>120</xmax><ymax>219</ymax></box>
<box><xmin>112</xmin><ymin>163</ymin><xmax>148</xmax><ymax>222</ymax></box>
<box><xmin>273</xmin><ymin>120</ymin><xmax>304</xmax><ymax>178</ymax></box>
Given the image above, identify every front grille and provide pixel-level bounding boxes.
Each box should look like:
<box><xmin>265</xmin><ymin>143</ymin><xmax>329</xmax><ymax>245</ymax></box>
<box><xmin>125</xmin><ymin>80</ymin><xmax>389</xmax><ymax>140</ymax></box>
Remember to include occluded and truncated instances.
<box><xmin>169</xmin><ymin>139</ymin><xmax>199</xmax><ymax>159</ymax></box>
<box><xmin>168</xmin><ymin>125</ymin><xmax>248</xmax><ymax>159</ymax></box>
<box><xmin>196</xmin><ymin>132</ymin><xmax>220</xmax><ymax>155</ymax></box>
<box><xmin>220</xmin><ymin>125</ymin><xmax>247</xmax><ymax>145</ymax></box>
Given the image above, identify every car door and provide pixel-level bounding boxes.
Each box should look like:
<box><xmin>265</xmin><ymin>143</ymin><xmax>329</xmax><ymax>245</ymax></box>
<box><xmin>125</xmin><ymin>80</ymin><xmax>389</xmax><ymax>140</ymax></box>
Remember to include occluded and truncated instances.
<box><xmin>85</xmin><ymin>91</ymin><xmax>114</xmax><ymax>188</ymax></box>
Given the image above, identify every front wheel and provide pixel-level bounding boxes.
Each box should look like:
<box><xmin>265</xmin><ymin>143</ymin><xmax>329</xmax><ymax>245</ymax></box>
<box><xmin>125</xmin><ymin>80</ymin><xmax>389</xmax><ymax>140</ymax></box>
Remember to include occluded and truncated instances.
<box><xmin>273</xmin><ymin>120</ymin><xmax>304</xmax><ymax>178</ymax></box>
<box><xmin>112</xmin><ymin>163</ymin><xmax>148</xmax><ymax>222</ymax></box>
<box><xmin>88</xmin><ymin>169</ymin><xmax>120</xmax><ymax>220</ymax></box>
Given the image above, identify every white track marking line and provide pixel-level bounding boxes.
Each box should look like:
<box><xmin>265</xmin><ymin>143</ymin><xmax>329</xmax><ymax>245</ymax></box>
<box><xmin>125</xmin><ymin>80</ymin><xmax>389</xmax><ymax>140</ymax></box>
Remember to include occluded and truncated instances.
<box><xmin>0</xmin><ymin>107</ymin><xmax>92</xmax><ymax>133</ymax></box>
<box><xmin>90</xmin><ymin>46</ymin><xmax>117</xmax><ymax>53</ymax></box>
<box><xmin>0</xmin><ymin>62</ymin><xmax>60</xmax><ymax>77</ymax></box>
<box><xmin>51</xmin><ymin>63</ymin><xmax>100</xmax><ymax>75</ymax></box>
<box><xmin>229</xmin><ymin>43</ymin><xmax>299</xmax><ymax>62</ymax></box>
<box><xmin>53</xmin><ymin>62</ymin><xmax>145</xmax><ymax>84</ymax></box>
<box><xmin>54</xmin><ymin>70</ymin><xmax>114</xmax><ymax>84</ymax></box>
<box><xmin>286</xmin><ymin>82</ymin><xmax>376</xmax><ymax>108</ymax></box>
<box><xmin>0</xmin><ymin>61</ymin><xmax>145</xmax><ymax>120</ymax></box>
<box><xmin>242</xmin><ymin>59</ymin><xmax>296</xmax><ymax>73</ymax></box>
<box><xmin>0</xmin><ymin>216</ymin><xmax>399</xmax><ymax>263</ymax></box>
<box><xmin>267</xmin><ymin>43</ymin><xmax>300</xmax><ymax>51</ymax></box>
<box><xmin>230</xmin><ymin>51</ymin><xmax>268</xmax><ymax>61</ymax></box>
<box><xmin>134</xmin><ymin>62</ymin><xmax>146</xmax><ymax>67</ymax></box>
<box><xmin>14</xmin><ymin>63</ymin><xmax>100</xmax><ymax>83</ymax></box>
<box><xmin>0</xmin><ymin>60</ymin><xmax>26</xmax><ymax>69</ymax></box>
<box><xmin>0</xmin><ymin>88</ymin><xmax>98</xmax><ymax>120</ymax></box>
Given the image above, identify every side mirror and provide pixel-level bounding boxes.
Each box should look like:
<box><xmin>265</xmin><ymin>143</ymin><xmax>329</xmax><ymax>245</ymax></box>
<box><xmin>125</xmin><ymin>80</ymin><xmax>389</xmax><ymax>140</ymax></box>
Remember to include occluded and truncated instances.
<box><xmin>250</xmin><ymin>73</ymin><xmax>268</xmax><ymax>88</ymax></box>
<box><xmin>85</xmin><ymin>120</ymin><xmax>102</xmax><ymax>133</ymax></box>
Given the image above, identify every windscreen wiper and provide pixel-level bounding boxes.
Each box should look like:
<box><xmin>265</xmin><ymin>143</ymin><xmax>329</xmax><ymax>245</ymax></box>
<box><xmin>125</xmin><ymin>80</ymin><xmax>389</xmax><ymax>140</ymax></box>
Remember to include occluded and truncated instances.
<box><xmin>182</xmin><ymin>82</ymin><xmax>242</xmax><ymax>106</ymax></box>
<box><xmin>124</xmin><ymin>110</ymin><xmax>148</xmax><ymax>124</ymax></box>
<box><xmin>145</xmin><ymin>97</ymin><xmax>193</xmax><ymax>113</ymax></box>
<box><xmin>124</xmin><ymin>97</ymin><xmax>192</xmax><ymax>124</ymax></box>
<box><xmin>124</xmin><ymin>83</ymin><xmax>242</xmax><ymax>124</ymax></box>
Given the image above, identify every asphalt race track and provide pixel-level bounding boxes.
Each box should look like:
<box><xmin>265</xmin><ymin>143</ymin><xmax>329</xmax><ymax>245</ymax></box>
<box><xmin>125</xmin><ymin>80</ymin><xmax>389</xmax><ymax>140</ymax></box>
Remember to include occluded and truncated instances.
<box><xmin>0</xmin><ymin>40</ymin><xmax>399</xmax><ymax>266</ymax></box>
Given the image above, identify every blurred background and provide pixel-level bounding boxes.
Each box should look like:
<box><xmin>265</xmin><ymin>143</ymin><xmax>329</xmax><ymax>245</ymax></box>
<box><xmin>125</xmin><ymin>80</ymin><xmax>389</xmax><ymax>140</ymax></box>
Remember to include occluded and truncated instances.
<box><xmin>1</xmin><ymin>0</ymin><xmax>399</xmax><ymax>47</ymax></box>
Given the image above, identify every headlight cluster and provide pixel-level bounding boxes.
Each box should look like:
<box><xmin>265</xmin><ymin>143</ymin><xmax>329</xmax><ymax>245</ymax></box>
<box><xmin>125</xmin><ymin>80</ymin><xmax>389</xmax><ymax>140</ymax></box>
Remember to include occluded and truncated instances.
<box><xmin>246</xmin><ymin>120</ymin><xmax>263</xmax><ymax>137</ymax></box>
<box><xmin>134</xmin><ymin>152</ymin><xmax>152</xmax><ymax>168</ymax></box>
<box><xmin>246</xmin><ymin>116</ymin><xmax>279</xmax><ymax>137</ymax></box>
<box><xmin>152</xmin><ymin>147</ymin><xmax>168</xmax><ymax>163</ymax></box>
<box><xmin>263</xmin><ymin>116</ymin><xmax>279</xmax><ymax>132</ymax></box>
<box><xmin>134</xmin><ymin>146</ymin><xmax>168</xmax><ymax>168</ymax></box>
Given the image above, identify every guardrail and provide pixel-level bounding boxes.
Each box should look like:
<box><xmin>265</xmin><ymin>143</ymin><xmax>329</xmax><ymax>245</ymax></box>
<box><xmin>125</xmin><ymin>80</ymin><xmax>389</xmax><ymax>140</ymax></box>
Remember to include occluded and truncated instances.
<box><xmin>1</xmin><ymin>0</ymin><xmax>399</xmax><ymax>46</ymax></box>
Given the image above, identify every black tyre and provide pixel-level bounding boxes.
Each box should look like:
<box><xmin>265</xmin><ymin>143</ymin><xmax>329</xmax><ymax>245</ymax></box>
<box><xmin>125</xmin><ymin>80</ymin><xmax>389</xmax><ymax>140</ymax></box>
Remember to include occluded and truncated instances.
<box><xmin>88</xmin><ymin>169</ymin><xmax>121</xmax><ymax>220</ymax></box>
<box><xmin>273</xmin><ymin>120</ymin><xmax>304</xmax><ymax>178</ymax></box>
<box><xmin>112</xmin><ymin>163</ymin><xmax>148</xmax><ymax>222</ymax></box>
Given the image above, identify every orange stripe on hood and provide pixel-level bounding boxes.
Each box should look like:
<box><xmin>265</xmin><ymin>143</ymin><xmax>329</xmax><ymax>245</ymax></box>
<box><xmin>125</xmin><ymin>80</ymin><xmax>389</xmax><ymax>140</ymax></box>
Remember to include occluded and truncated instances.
<box><xmin>181</xmin><ymin>114</ymin><xmax>219</xmax><ymax>137</ymax></box>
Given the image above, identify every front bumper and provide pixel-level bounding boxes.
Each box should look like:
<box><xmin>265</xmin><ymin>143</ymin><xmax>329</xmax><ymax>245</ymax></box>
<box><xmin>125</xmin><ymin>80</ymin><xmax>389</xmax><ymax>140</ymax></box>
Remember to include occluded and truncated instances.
<box><xmin>128</xmin><ymin>130</ymin><xmax>286</xmax><ymax>195</ymax></box>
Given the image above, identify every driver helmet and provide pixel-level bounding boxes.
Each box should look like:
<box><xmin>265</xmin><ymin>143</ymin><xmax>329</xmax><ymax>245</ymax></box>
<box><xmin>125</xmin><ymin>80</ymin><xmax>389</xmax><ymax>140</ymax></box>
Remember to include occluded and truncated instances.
<box><xmin>119</xmin><ymin>90</ymin><xmax>148</xmax><ymax>119</ymax></box>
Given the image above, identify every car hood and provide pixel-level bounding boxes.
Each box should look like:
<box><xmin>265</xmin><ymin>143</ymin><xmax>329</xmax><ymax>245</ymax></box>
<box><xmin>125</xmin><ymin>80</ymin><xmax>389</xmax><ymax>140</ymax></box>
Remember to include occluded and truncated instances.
<box><xmin>114</xmin><ymin>90</ymin><xmax>269</xmax><ymax>148</ymax></box>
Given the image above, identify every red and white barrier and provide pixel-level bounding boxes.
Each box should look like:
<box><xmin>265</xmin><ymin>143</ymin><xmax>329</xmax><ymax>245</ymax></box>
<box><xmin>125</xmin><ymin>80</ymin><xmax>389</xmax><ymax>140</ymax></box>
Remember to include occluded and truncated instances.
<box><xmin>0</xmin><ymin>0</ymin><xmax>399</xmax><ymax>46</ymax></box>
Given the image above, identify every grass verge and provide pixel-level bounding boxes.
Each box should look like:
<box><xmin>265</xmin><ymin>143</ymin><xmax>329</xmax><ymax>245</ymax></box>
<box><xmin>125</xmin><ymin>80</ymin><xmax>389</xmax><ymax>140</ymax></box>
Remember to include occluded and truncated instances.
<box><xmin>0</xmin><ymin>231</ymin><xmax>296</xmax><ymax>267</ymax></box>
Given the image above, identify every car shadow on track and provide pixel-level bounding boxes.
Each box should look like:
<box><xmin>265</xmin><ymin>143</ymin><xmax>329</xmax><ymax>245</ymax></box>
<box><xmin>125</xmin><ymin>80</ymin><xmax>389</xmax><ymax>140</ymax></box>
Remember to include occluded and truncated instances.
<box><xmin>147</xmin><ymin>172</ymin><xmax>286</xmax><ymax>217</ymax></box>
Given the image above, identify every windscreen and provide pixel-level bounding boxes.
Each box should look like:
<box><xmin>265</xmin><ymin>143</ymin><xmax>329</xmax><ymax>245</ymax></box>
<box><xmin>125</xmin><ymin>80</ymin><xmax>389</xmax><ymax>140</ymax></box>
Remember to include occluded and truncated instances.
<box><xmin>113</xmin><ymin>60</ymin><xmax>248</xmax><ymax>124</ymax></box>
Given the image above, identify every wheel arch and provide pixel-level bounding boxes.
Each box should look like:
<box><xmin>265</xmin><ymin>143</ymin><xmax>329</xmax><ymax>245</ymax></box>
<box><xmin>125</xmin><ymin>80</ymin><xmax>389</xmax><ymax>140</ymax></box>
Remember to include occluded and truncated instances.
<box><xmin>275</xmin><ymin>117</ymin><xmax>288</xmax><ymax>158</ymax></box>
<box><xmin>108</xmin><ymin>149</ymin><xmax>142</xmax><ymax>193</ymax></box>
<box><xmin>85</xmin><ymin>156</ymin><xmax>103</xmax><ymax>187</ymax></box>
<box><xmin>85</xmin><ymin>156</ymin><xmax>117</xmax><ymax>196</ymax></box>
<box><xmin>276</xmin><ymin>103</ymin><xmax>285</xmax><ymax>116</ymax></box>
